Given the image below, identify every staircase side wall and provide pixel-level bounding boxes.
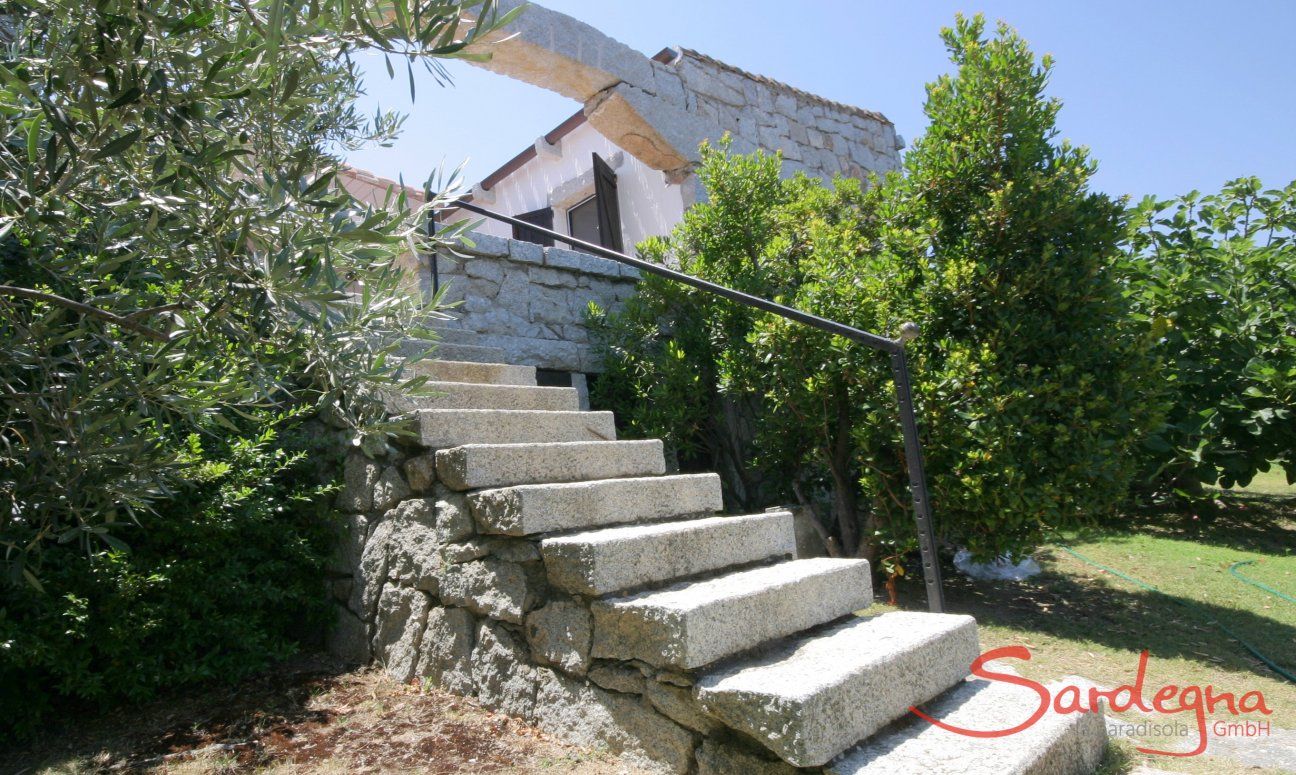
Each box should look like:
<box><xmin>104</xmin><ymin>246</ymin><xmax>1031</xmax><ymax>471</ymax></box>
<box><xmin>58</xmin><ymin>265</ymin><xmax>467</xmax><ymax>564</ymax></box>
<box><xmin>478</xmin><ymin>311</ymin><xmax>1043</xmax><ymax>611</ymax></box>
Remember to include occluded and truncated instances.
<box><xmin>432</xmin><ymin>232</ymin><xmax>640</xmax><ymax>372</ymax></box>
<box><xmin>325</xmin><ymin>444</ymin><xmax>800</xmax><ymax>775</ymax></box>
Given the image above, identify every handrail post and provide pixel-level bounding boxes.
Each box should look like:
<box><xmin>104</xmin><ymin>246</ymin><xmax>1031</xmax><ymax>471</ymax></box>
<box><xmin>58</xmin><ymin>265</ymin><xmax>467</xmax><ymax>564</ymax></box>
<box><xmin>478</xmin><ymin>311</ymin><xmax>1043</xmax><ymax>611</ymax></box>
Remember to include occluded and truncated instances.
<box><xmin>891</xmin><ymin>324</ymin><xmax>945</xmax><ymax>614</ymax></box>
<box><xmin>424</xmin><ymin>194</ymin><xmax>440</xmax><ymax>297</ymax></box>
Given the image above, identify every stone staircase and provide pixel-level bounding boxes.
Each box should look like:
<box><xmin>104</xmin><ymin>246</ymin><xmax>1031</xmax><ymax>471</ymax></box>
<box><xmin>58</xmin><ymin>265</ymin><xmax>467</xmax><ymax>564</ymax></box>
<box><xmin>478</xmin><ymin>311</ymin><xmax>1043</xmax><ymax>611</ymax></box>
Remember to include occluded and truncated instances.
<box><xmin>336</xmin><ymin>345</ymin><xmax>1108</xmax><ymax>774</ymax></box>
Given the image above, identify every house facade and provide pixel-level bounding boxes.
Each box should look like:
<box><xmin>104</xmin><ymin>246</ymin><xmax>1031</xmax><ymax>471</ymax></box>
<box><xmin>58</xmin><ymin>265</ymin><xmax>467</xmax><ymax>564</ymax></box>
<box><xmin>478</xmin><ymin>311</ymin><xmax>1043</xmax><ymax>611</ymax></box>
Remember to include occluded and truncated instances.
<box><xmin>342</xmin><ymin>3</ymin><xmax>904</xmax><ymax>379</ymax></box>
<box><xmin>439</xmin><ymin>40</ymin><xmax>905</xmax><ymax>256</ymax></box>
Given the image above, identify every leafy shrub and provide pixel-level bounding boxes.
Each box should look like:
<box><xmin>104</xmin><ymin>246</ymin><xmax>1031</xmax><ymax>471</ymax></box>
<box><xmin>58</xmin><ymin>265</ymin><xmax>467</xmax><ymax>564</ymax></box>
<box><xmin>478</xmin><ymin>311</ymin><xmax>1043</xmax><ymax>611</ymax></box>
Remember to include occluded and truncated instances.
<box><xmin>0</xmin><ymin>0</ymin><xmax>522</xmax><ymax>741</ymax></box>
<box><xmin>592</xmin><ymin>16</ymin><xmax>1158</xmax><ymax>565</ymax></box>
<box><xmin>1123</xmin><ymin>178</ymin><xmax>1296</xmax><ymax>496</ymax></box>
<box><xmin>0</xmin><ymin>414</ymin><xmax>337</xmax><ymax>742</ymax></box>
<box><xmin>0</xmin><ymin>0</ymin><xmax>515</xmax><ymax>583</ymax></box>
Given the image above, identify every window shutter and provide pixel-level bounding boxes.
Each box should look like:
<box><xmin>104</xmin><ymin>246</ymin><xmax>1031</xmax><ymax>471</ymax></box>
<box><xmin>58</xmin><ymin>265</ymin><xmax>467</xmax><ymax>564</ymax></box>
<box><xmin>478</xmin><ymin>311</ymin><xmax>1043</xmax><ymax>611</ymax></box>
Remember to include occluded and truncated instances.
<box><xmin>512</xmin><ymin>207</ymin><xmax>554</xmax><ymax>246</ymax></box>
<box><xmin>592</xmin><ymin>153</ymin><xmax>624</xmax><ymax>253</ymax></box>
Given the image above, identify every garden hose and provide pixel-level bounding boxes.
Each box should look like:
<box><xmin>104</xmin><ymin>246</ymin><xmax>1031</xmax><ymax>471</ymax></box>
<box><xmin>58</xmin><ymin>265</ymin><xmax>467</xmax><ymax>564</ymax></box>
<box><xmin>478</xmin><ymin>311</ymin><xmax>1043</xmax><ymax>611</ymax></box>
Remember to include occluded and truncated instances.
<box><xmin>1229</xmin><ymin>560</ymin><xmax>1296</xmax><ymax>605</ymax></box>
<box><xmin>1054</xmin><ymin>545</ymin><xmax>1296</xmax><ymax>685</ymax></box>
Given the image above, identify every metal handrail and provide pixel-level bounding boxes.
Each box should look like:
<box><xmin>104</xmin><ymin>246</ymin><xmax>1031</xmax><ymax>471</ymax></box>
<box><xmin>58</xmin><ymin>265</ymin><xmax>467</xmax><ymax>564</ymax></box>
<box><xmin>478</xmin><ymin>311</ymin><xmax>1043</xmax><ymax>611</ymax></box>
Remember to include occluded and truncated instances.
<box><xmin>446</xmin><ymin>199</ymin><xmax>946</xmax><ymax>614</ymax></box>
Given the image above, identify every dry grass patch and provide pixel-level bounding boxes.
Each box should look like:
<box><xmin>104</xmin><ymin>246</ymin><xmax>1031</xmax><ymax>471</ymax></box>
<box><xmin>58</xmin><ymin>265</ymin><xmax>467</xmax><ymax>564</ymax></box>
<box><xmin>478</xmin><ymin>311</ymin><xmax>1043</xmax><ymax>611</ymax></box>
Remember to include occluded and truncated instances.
<box><xmin>5</xmin><ymin>655</ymin><xmax>644</xmax><ymax>775</ymax></box>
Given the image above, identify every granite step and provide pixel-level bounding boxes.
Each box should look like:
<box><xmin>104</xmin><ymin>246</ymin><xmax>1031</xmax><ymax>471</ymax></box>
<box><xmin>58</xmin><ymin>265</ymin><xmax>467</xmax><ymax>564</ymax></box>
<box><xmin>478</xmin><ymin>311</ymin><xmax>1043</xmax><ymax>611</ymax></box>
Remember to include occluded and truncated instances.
<box><xmin>407</xmin><ymin>359</ymin><xmax>537</xmax><ymax>386</ymax></box>
<box><xmin>425</xmin><ymin>326</ymin><xmax>486</xmax><ymax>345</ymax></box>
<box><xmin>435</xmin><ymin>440</ymin><xmax>666</xmax><ymax>491</ymax></box>
<box><xmin>388</xmin><ymin>381</ymin><xmax>579</xmax><ymax>412</ymax></box>
<box><xmin>541</xmin><ymin>511</ymin><xmax>797</xmax><ymax>597</ymax></box>
<box><xmin>826</xmin><ymin>676</ymin><xmax>1108</xmax><ymax>775</ymax></box>
<box><xmin>590</xmin><ymin>557</ymin><xmax>873</xmax><ymax>670</ymax></box>
<box><xmin>404</xmin><ymin>339</ymin><xmax>507</xmax><ymax>364</ymax></box>
<box><xmin>695</xmin><ymin>611</ymin><xmax>980</xmax><ymax>767</ymax></box>
<box><xmin>468</xmin><ymin>473</ymin><xmax>723</xmax><ymax>536</ymax></box>
<box><xmin>418</xmin><ymin>409</ymin><xmax>615</xmax><ymax>448</ymax></box>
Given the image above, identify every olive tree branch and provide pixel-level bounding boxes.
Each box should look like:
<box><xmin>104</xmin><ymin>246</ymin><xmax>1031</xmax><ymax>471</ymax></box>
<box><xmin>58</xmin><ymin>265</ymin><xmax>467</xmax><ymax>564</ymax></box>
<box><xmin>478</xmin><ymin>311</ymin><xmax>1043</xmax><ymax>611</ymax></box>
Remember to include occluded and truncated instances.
<box><xmin>0</xmin><ymin>285</ymin><xmax>172</xmax><ymax>341</ymax></box>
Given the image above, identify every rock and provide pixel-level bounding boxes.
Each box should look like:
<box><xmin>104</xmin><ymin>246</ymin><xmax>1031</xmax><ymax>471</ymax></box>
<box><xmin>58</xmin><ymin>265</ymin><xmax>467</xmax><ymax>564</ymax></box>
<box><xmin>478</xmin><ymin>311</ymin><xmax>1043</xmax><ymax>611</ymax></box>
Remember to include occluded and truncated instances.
<box><xmin>440</xmin><ymin>559</ymin><xmax>546</xmax><ymax>624</ymax></box>
<box><xmin>509</xmin><ymin>239</ymin><xmax>544</xmax><ymax>264</ymax></box>
<box><xmin>644</xmin><ymin>680</ymin><xmax>722</xmax><ymax>735</ymax></box>
<box><xmin>471</xmin><ymin>620</ymin><xmax>539</xmax><ymax>720</ymax></box>
<box><xmin>392</xmin><ymin>496</ymin><xmax>436</xmax><ymax>525</ymax></box>
<box><xmin>416</xmin><ymin>606</ymin><xmax>476</xmax><ymax>695</ymax></box>
<box><xmin>350</xmin><ymin>518</ymin><xmax>395</xmax><ymax>620</ymax></box>
<box><xmin>695</xmin><ymin>739</ymin><xmax>799</xmax><ymax>775</ymax></box>
<box><xmin>464</xmin><ymin>258</ymin><xmax>505</xmax><ymax>282</ymax></box>
<box><xmin>655</xmin><ymin>669</ymin><xmax>694</xmax><ymax>687</ymax></box>
<box><xmin>326</xmin><ymin>604</ymin><xmax>371</xmax><ymax>665</ymax></box>
<box><xmin>340</xmin><ymin>452</ymin><xmax>380</xmax><ymax>512</ymax></box>
<box><xmin>372</xmin><ymin>466</ymin><xmax>410</xmax><ymax>513</ymax></box>
<box><xmin>588</xmin><ymin>663</ymin><xmax>646</xmax><ymax>695</ymax></box>
<box><xmin>385</xmin><ymin>512</ymin><xmax>443</xmax><ymax>594</ymax></box>
<box><xmin>434</xmin><ymin>487</ymin><xmax>476</xmax><ymax>543</ymax></box>
<box><xmin>372</xmin><ymin>585</ymin><xmax>430</xmax><ymax>683</ymax></box>
<box><xmin>486</xmin><ymin>537</ymin><xmax>540</xmax><ymax>563</ymax></box>
<box><xmin>442</xmin><ymin>539</ymin><xmax>492</xmax><ymax>565</ymax></box>
<box><xmin>330</xmin><ymin>577</ymin><xmax>353</xmax><ymax>603</ymax></box>
<box><xmin>404</xmin><ymin>454</ymin><xmax>438</xmax><ymax>494</ymax></box>
<box><xmin>534</xmin><ymin>669</ymin><xmax>697</xmax><ymax>775</ymax></box>
<box><xmin>525</xmin><ymin>599</ymin><xmax>592</xmax><ymax>676</ymax></box>
<box><xmin>328</xmin><ymin>513</ymin><xmax>369</xmax><ymax>575</ymax></box>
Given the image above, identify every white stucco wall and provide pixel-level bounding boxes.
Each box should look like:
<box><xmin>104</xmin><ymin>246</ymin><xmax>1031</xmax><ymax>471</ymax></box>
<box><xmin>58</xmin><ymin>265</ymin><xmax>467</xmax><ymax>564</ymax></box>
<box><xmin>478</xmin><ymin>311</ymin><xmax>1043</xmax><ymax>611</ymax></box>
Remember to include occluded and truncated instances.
<box><xmin>447</xmin><ymin>121</ymin><xmax>687</xmax><ymax>251</ymax></box>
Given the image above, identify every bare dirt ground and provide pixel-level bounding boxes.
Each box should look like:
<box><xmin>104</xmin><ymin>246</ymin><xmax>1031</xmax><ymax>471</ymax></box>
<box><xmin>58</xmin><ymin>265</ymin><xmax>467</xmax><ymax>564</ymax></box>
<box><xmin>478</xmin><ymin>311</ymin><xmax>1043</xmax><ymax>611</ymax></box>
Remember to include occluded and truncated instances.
<box><xmin>3</xmin><ymin>655</ymin><xmax>645</xmax><ymax>775</ymax></box>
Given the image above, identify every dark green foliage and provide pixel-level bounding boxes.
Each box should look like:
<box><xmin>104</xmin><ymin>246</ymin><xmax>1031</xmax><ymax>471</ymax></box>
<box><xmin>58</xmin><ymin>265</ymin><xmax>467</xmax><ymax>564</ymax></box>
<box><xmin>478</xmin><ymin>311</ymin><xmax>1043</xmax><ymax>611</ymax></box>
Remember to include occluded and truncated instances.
<box><xmin>592</xmin><ymin>16</ymin><xmax>1158</xmax><ymax>566</ymax></box>
<box><xmin>884</xmin><ymin>15</ymin><xmax>1159</xmax><ymax>557</ymax></box>
<box><xmin>1123</xmin><ymin>178</ymin><xmax>1296</xmax><ymax>496</ymax></box>
<box><xmin>0</xmin><ymin>0</ymin><xmax>519</xmax><ymax>742</ymax></box>
<box><xmin>0</xmin><ymin>0</ymin><xmax>517</xmax><ymax>583</ymax></box>
<box><xmin>0</xmin><ymin>414</ymin><xmax>337</xmax><ymax>742</ymax></box>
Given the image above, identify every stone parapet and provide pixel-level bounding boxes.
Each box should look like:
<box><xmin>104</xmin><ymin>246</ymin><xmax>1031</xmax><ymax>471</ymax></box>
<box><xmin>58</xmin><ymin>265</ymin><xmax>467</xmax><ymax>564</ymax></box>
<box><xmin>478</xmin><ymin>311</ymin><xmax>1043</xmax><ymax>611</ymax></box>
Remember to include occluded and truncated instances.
<box><xmin>434</xmin><ymin>232</ymin><xmax>639</xmax><ymax>372</ymax></box>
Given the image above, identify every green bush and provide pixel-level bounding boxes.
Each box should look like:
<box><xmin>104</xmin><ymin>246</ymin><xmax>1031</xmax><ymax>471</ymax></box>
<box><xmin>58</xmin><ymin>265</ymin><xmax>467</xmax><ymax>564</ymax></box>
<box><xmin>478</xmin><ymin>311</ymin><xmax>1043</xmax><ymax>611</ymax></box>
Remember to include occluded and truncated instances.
<box><xmin>0</xmin><ymin>0</ymin><xmax>516</xmax><ymax>584</ymax></box>
<box><xmin>1122</xmin><ymin>178</ymin><xmax>1296</xmax><ymax>496</ymax></box>
<box><xmin>0</xmin><ymin>414</ymin><xmax>337</xmax><ymax>742</ymax></box>
<box><xmin>592</xmin><ymin>16</ymin><xmax>1159</xmax><ymax>565</ymax></box>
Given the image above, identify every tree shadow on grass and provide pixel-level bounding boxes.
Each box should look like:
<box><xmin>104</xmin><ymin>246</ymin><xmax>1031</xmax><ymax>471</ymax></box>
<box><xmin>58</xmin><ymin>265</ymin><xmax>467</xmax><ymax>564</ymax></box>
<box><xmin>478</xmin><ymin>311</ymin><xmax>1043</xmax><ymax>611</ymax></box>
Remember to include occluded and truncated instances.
<box><xmin>899</xmin><ymin>567</ymin><xmax>1296</xmax><ymax>686</ymax></box>
<box><xmin>1073</xmin><ymin>493</ymin><xmax>1296</xmax><ymax>558</ymax></box>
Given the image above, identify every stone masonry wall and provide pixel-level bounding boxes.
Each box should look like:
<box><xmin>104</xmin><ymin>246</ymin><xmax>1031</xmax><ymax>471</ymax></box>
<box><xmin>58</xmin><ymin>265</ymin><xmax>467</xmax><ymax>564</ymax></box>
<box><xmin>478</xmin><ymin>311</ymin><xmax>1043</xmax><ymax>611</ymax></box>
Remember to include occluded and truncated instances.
<box><xmin>325</xmin><ymin>443</ymin><xmax>802</xmax><ymax>775</ymax></box>
<box><xmin>663</xmin><ymin>49</ymin><xmax>903</xmax><ymax>183</ymax></box>
<box><xmin>431</xmin><ymin>232</ymin><xmax>641</xmax><ymax>373</ymax></box>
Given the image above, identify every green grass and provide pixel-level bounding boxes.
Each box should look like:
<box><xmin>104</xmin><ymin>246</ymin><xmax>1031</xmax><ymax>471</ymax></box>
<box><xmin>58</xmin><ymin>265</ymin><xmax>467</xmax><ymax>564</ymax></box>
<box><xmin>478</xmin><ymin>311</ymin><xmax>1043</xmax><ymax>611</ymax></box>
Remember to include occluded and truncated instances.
<box><xmin>899</xmin><ymin>486</ymin><xmax>1296</xmax><ymax>774</ymax></box>
<box><xmin>1222</xmin><ymin>465</ymin><xmax>1296</xmax><ymax>498</ymax></box>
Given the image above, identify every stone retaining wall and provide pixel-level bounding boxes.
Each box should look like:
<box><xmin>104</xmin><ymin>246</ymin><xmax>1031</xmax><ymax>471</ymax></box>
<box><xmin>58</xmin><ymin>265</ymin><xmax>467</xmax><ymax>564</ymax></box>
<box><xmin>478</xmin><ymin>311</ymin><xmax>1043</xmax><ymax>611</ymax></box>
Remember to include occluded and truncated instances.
<box><xmin>665</xmin><ymin>48</ymin><xmax>902</xmax><ymax>183</ymax></box>
<box><xmin>326</xmin><ymin>444</ymin><xmax>800</xmax><ymax>775</ymax></box>
<box><xmin>429</xmin><ymin>232</ymin><xmax>640</xmax><ymax>373</ymax></box>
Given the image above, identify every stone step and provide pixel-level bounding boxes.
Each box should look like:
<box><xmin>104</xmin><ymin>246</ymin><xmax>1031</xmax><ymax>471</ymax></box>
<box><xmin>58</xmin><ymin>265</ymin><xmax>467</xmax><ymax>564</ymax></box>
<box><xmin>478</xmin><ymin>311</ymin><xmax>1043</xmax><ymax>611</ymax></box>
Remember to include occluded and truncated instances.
<box><xmin>419</xmin><ymin>409</ymin><xmax>616</xmax><ymax>448</ymax></box>
<box><xmin>406</xmin><ymin>339</ymin><xmax>508</xmax><ymax>364</ymax></box>
<box><xmin>695</xmin><ymin>611</ymin><xmax>980</xmax><ymax>767</ymax></box>
<box><xmin>469</xmin><ymin>473</ymin><xmax>723</xmax><ymax>537</ymax></box>
<box><xmin>436</xmin><ymin>440</ymin><xmax>666</xmax><ymax>491</ymax></box>
<box><xmin>590</xmin><ymin>557</ymin><xmax>873</xmax><ymax>670</ymax></box>
<box><xmin>541</xmin><ymin>511</ymin><xmax>797</xmax><ymax>597</ymax></box>
<box><xmin>407</xmin><ymin>359</ymin><xmax>537</xmax><ymax>386</ymax></box>
<box><xmin>388</xmin><ymin>381</ymin><xmax>579</xmax><ymax>412</ymax></box>
<box><xmin>426</xmin><ymin>326</ymin><xmax>485</xmax><ymax>345</ymax></box>
<box><xmin>826</xmin><ymin>677</ymin><xmax>1108</xmax><ymax>775</ymax></box>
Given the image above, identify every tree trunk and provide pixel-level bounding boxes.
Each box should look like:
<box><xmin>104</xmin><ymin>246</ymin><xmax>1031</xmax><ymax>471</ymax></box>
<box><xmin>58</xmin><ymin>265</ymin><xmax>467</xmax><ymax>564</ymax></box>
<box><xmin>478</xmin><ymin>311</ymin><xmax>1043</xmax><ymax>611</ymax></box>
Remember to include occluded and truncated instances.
<box><xmin>827</xmin><ymin>389</ymin><xmax>860</xmax><ymax>556</ymax></box>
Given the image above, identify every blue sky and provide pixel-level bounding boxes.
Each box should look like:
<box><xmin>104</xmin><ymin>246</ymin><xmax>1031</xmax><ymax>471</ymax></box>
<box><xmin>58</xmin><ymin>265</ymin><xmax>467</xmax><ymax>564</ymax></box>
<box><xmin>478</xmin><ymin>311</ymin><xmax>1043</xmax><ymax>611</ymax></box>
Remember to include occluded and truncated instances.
<box><xmin>345</xmin><ymin>1</ymin><xmax>1296</xmax><ymax>202</ymax></box>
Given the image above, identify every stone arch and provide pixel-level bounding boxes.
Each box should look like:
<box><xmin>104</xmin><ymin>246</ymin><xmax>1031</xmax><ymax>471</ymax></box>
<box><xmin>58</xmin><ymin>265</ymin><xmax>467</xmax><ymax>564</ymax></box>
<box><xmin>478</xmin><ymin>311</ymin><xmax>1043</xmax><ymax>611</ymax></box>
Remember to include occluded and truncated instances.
<box><xmin>462</xmin><ymin>1</ymin><xmax>721</xmax><ymax>178</ymax></box>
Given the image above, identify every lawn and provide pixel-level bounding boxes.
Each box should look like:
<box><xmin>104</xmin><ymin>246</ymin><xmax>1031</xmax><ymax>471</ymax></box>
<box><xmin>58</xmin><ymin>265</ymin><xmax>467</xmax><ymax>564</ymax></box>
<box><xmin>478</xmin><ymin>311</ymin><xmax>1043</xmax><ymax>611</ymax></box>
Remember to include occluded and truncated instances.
<box><xmin>902</xmin><ymin>479</ymin><xmax>1296</xmax><ymax>774</ymax></box>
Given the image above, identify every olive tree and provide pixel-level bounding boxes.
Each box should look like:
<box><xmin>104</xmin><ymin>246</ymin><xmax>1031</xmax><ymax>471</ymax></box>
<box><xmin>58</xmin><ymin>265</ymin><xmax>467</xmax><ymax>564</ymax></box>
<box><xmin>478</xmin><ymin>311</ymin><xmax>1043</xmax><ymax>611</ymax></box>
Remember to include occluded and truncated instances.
<box><xmin>0</xmin><ymin>0</ymin><xmax>518</xmax><ymax>583</ymax></box>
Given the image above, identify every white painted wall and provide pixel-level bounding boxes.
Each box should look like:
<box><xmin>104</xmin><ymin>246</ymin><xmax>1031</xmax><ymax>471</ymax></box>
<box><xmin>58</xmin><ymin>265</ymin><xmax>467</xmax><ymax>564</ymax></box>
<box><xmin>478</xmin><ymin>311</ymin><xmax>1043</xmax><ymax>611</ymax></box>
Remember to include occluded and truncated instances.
<box><xmin>448</xmin><ymin>121</ymin><xmax>686</xmax><ymax>251</ymax></box>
